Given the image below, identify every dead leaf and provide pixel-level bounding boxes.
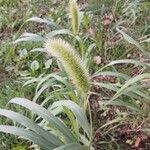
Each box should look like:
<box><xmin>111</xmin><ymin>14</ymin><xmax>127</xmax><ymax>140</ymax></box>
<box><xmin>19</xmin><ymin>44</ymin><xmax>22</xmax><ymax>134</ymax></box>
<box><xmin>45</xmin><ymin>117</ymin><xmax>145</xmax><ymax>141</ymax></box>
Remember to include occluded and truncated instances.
<box><xmin>88</xmin><ymin>28</ymin><xmax>96</xmax><ymax>38</ymax></box>
<box><xmin>93</xmin><ymin>56</ymin><xmax>102</xmax><ymax>65</ymax></box>
<box><xmin>134</xmin><ymin>137</ymin><xmax>141</xmax><ymax>148</ymax></box>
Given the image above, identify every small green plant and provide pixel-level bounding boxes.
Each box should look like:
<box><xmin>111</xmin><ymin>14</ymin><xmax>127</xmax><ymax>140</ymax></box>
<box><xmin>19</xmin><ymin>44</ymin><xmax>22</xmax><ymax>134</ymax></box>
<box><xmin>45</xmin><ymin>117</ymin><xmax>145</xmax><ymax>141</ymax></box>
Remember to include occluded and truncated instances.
<box><xmin>0</xmin><ymin>98</ymin><xmax>92</xmax><ymax>150</ymax></box>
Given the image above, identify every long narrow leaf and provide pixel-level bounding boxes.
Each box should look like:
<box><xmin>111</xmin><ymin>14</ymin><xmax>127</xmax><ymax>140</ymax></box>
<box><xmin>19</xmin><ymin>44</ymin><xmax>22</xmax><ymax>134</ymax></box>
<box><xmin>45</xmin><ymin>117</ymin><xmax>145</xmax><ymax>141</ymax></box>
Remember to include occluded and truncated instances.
<box><xmin>0</xmin><ymin>109</ymin><xmax>63</xmax><ymax>147</ymax></box>
<box><xmin>26</xmin><ymin>17</ymin><xmax>58</xmax><ymax>28</ymax></box>
<box><xmin>9</xmin><ymin>98</ymin><xmax>76</xmax><ymax>143</ymax></box>
<box><xmin>33</xmin><ymin>81</ymin><xmax>54</xmax><ymax>102</ymax></box>
<box><xmin>98</xmin><ymin>59</ymin><xmax>149</xmax><ymax>72</ymax></box>
<box><xmin>112</xmin><ymin>73</ymin><xmax>150</xmax><ymax>100</ymax></box>
<box><xmin>14</xmin><ymin>33</ymin><xmax>45</xmax><ymax>43</ymax></box>
<box><xmin>101</xmin><ymin>99</ymin><xmax>141</xmax><ymax>112</ymax></box>
<box><xmin>54</xmin><ymin>143</ymin><xmax>89</xmax><ymax>150</ymax></box>
<box><xmin>92</xmin><ymin>71</ymin><xmax>130</xmax><ymax>80</ymax></box>
<box><xmin>117</xmin><ymin>28</ymin><xmax>149</xmax><ymax>58</ymax></box>
<box><xmin>0</xmin><ymin>125</ymin><xmax>52</xmax><ymax>150</ymax></box>
<box><xmin>50</xmin><ymin>100</ymin><xmax>90</xmax><ymax>137</ymax></box>
<box><xmin>46</xmin><ymin>29</ymin><xmax>73</xmax><ymax>38</ymax></box>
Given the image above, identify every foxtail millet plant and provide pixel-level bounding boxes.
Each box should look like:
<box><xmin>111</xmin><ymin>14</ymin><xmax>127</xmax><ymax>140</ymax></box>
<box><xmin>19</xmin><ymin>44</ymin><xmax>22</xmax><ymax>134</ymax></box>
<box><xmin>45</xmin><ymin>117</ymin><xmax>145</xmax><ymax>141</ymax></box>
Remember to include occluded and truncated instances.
<box><xmin>69</xmin><ymin>0</ymin><xmax>80</xmax><ymax>35</ymax></box>
<box><xmin>44</xmin><ymin>38</ymin><xmax>90</xmax><ymax>93</ymax></box>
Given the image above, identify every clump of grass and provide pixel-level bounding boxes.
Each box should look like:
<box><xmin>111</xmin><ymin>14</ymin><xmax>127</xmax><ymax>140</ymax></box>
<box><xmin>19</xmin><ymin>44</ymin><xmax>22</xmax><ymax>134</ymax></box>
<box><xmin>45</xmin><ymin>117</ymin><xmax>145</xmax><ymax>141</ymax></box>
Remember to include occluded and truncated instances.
<box><xmin>69</xmin><ymin>0</ymin><xmax>80</xmax><ymax>35</ymax></box>
<box><xmin>44</xmin><ymin>38</ymin><xmax>90</xmax><ymax>93</ymax></box>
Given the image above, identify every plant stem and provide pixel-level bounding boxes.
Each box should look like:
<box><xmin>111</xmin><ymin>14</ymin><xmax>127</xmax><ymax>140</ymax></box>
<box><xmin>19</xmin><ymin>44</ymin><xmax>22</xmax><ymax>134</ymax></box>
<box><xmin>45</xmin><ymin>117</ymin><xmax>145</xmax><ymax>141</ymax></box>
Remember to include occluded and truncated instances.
<box><xmin>87</xmin><ymin>92</ymin><xmax>93</xmax><ymax>147</ymax></box>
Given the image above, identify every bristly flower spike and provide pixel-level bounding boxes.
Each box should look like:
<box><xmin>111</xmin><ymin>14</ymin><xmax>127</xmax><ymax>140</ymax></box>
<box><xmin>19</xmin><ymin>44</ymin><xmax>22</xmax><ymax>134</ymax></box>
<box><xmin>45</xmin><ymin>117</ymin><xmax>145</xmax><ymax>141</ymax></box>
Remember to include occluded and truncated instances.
<box><xmin>44</xmin><ymin>38</ymin><xmax>90</xmax><ymax>93</ymax></box>
<box><xmin>69</xmin><ymin>0</ymin><xmax>80</xmax><ymax>35</ymax></box>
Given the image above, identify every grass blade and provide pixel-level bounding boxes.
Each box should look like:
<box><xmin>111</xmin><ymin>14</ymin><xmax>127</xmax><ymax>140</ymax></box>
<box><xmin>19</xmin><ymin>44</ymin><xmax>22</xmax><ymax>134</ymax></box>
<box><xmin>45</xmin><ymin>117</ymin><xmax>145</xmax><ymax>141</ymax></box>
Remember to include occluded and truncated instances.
<box><xmin>51</xmin><ymin>100</ymin><xmax>90</xmax><ymax>137</ymax></box>
<box><xmin>0</xmin><ymin>125</ymin><xmax>52</xmax><ymax>150</ymax></box>
<box><xmin>54</xmin><ymin>143</ymin><xmax>89</xmax><ymax>150</ymax></box>
<box><xmin>0</xmin><ymin>109</ymin><xmax>63</xmax><ymax>147</ymax></box>
<box><xmin>9</xmin><ymin>98</ymin><xmax>76</xmax><ymax>143</ymax></box>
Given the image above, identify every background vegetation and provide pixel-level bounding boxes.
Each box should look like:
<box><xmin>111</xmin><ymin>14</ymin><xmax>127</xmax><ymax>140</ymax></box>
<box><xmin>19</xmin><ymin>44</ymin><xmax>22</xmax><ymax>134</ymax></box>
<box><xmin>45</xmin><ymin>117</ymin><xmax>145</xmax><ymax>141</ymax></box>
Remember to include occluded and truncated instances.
<box><xmin>0</xmin><ymin>0</ymin><xmax>150</xmax><ymax>149</ymax></box>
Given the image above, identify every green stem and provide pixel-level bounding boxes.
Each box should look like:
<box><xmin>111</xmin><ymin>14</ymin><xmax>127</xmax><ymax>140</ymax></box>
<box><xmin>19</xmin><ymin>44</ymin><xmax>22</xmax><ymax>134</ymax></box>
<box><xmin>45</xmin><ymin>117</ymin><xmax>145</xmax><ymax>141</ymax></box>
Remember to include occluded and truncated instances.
<box><xmin>87</xmin><ymin>93</ymin><xmax>93</xmax><ymax>147</ymax></box>
<box><xmin>13</xmin><ymin>21</ymin><xmax>26</xmax><ymax>40</ymax></box>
